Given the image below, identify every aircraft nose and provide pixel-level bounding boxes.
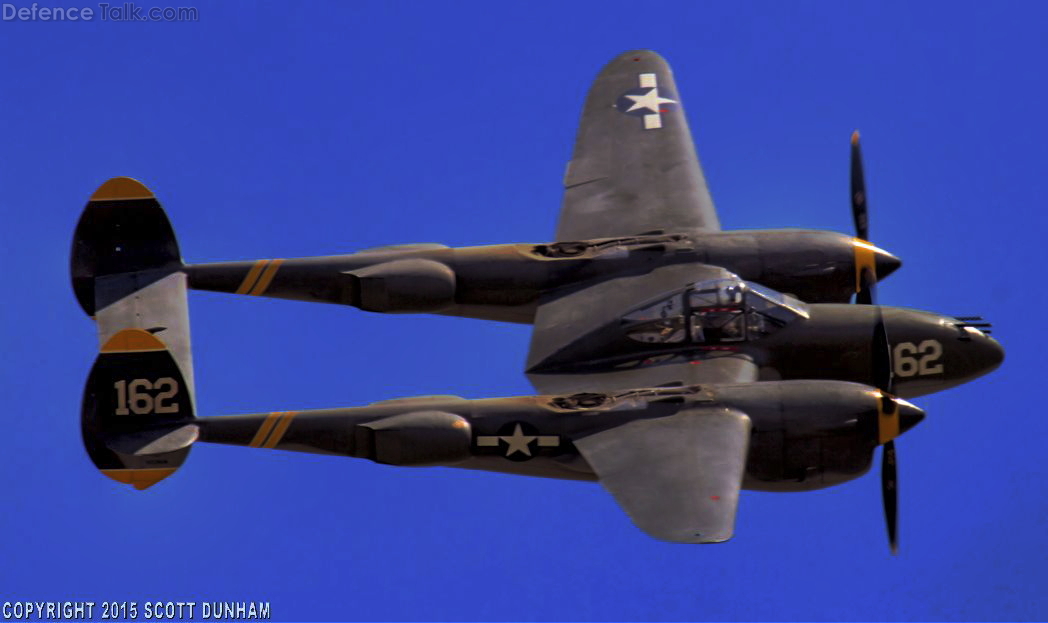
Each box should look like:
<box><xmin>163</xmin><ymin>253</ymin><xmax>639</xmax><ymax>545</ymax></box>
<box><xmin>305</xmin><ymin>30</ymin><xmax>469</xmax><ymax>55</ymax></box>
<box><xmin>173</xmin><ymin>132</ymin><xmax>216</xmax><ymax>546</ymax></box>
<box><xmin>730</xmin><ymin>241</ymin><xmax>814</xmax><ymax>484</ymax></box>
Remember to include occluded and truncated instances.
<box><xmin>884</xmin><ymin>309</ymin><xmax>1004</xmax><ymax>397</ymax></box>
<box><xmin>974</xmin><ymin>332</ymin><xmax>1005</xmax><ymax>373</ymax></box>
<box><xmin>873</xmin><ymin>246</ymin><xmax>902</xmax><ymax>281</ymax></box>
<box><xmin>954</xmin><ymin>318</ymin><xmax>1004</xmax><ymax>378</ymax></box>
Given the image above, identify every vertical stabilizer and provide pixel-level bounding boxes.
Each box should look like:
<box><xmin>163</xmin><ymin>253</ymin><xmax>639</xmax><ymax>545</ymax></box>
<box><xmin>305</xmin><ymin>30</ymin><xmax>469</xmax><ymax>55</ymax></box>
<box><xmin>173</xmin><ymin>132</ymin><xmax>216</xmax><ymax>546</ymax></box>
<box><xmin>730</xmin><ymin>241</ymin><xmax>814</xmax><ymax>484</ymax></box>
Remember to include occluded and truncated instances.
<box><xmin>72</xmin><ymin>178</ymin><xmax>196</xmax><ymax>488</ymax></box>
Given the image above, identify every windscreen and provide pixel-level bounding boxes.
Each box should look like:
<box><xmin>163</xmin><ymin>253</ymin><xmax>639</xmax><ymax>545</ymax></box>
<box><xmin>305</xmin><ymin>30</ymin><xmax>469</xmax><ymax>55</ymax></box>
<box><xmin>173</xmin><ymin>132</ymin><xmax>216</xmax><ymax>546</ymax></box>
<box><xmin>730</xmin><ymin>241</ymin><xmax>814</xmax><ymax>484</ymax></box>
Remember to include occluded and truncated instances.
<box><xmin>622</xmin><ymin>278</ymin><xmax>807</xmax><ymax>345</ymax></box>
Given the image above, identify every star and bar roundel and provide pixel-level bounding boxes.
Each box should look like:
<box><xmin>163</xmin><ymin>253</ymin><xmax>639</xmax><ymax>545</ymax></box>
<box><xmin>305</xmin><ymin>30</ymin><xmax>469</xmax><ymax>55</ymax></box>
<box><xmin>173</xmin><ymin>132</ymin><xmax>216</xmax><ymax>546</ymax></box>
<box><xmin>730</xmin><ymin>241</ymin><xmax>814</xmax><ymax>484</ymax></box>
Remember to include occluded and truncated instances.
<box><xmin>474</xmin><ymin>421</ymin><xmax>561</xmax><ymax>462</ymax></box>
<box><xmin>615</xmin><ymin>73</ymin><xmax>678</xmax><ymax>130</ymax></box>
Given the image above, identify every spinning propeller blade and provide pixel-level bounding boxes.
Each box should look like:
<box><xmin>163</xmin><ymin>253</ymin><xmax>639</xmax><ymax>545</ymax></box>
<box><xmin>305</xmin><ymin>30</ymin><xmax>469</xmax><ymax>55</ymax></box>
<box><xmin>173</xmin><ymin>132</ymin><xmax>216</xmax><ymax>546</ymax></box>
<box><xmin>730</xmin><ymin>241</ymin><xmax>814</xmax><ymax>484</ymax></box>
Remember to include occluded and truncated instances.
<box><xmin>872</xmin><ymin>307</ymin><xmax>902</xmax><ymax>554</ymax></box>
<box><xmin>850</xmin><ymin>132</ymin><xmax>902</xmax><ymax>300</ymax></box>
<box><xmin>882</xmin><ymin>438</ymin><xmax>899</xmax><ymax>554</ymax></box>
<box><xmin>851</xmin><ymin>131</ymin><xmax>869</xmax><ymax>241</ymax></box>
<box><xmin>851</xmin><ymin>149</ymin><xmax>906</xmax><ymax>552</ymax></box>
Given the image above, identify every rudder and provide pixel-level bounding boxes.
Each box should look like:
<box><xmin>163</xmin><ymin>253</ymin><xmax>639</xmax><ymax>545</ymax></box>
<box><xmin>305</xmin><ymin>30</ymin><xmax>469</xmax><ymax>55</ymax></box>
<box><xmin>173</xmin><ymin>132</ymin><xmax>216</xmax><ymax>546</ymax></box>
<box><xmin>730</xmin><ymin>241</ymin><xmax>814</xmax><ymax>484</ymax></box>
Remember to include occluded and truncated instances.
<box><xmin>73</xmin><ymin>178</ymin><xmax>197</xmax><ymax>489</ymax></box>
<box><xmin>83</xmin><ymin>329</ymin><xmax>197</xmax><ymax>489</ymax></box>
<box><xmin>71</xmin><ymin>177</ymin><xmax>183</xmax><ymax>316</ymax></box>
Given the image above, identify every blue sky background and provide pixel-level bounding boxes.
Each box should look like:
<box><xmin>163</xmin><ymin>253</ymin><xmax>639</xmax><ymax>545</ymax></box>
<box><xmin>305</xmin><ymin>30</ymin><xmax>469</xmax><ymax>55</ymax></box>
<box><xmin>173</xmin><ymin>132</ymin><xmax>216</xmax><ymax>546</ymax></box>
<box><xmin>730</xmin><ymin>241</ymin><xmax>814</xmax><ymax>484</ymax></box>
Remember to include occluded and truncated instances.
<box><xmin>2</xmin><ymin>2</ymin><xmax>1045</xmax><ymax>620</ymax></box>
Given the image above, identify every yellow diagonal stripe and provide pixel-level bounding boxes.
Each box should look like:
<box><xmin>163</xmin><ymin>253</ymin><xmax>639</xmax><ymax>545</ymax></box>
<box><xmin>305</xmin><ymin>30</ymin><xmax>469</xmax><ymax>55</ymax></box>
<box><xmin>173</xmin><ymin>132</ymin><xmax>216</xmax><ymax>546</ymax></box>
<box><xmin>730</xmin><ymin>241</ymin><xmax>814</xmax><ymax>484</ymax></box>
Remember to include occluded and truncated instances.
<box><xmin>235</xmin><ymin>260</ymin><xmax>269</xmax><ymax>295</ymax></box>
<box><xmin>262</xmin><ymin>411</ymin><xmax>298</xmax><ymax>448</ymax></box>
<box><xmin>249</xmin><ymin>259</ymin><xmax>284</xmax><ymax>296</ymax></box>
<box><xmin>249</xmin><ymin>412</ymin><xmax>282</xmax><ymax>448</ymax></box>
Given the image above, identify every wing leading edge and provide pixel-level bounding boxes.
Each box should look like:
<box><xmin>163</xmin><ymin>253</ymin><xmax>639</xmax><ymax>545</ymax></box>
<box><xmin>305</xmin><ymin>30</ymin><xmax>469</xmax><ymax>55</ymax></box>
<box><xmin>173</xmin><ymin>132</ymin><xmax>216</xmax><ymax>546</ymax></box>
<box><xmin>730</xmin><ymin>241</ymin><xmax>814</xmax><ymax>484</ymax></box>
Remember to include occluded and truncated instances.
<box><xmin>557</xmin><ymin>49</ymin><xmax>720</xmax><ymax>241</ymax></box>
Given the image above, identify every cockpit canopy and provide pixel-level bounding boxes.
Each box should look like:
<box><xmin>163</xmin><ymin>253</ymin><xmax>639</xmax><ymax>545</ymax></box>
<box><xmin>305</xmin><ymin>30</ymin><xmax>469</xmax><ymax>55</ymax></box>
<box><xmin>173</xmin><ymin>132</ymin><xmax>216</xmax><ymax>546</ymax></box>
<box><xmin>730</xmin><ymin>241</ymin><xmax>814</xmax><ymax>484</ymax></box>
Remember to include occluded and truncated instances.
<box><xmin>621</xmin><ymin>278</ymin><xmax>809</xmax><ymax>345</ymax></box>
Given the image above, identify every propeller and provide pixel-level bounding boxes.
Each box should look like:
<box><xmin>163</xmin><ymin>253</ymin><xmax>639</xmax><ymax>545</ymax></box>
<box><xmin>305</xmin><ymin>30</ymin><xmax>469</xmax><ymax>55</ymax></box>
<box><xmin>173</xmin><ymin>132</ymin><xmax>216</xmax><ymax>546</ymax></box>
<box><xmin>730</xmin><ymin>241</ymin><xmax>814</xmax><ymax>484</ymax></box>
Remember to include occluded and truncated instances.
<box><xmin>851</xmin><ymin>131</ymin><xmax>869</xmax><ymax>242</ymax></box>
<box><xmin>850</xmin><ymin>132</ymin><xmax>903</xmax><ymax>304</ymax></box>
<box><xmin>852</xmin><ymin>131</ymin><xmax>878</xmax><ymax>305</ymax></box>
<box><xmin>872</xmin><ymin>309</ymin><xmax>899</xmax><ymax>554</ymax></box>
<box><xmin>852</xmin><ymin>130</ymin><xmax>901</xmax><ymax>553</ymax></box>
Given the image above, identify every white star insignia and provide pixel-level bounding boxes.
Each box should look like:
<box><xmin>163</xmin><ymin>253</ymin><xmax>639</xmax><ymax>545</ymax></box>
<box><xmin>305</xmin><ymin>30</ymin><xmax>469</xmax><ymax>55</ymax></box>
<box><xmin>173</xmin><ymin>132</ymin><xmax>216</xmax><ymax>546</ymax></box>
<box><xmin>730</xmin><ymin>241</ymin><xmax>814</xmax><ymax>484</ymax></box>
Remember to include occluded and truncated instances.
<box><xmin>475</xmin><ymin>424</ymin><xmax>561</xmax><ymax>458</ymax></box>
<box><xmin>624</xmin><ymin>88</ymin><xmax>677</xmax><ymax>115</ymax></box>
<box><xmin>621</xmin><ymin>73</ymin><xmax>677</xmax><ymax>129</ymax></box>
<box><xmin>501</xmin><ymin>423</ymin><xmax>537</xmax><ymax>457</ymax></box>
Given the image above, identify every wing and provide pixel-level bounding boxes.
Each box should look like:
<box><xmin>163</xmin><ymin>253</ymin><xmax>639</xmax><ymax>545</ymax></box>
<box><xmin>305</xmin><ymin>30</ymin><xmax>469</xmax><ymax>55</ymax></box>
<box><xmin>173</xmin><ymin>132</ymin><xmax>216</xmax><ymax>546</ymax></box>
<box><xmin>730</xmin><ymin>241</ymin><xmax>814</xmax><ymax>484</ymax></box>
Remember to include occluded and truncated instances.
<box><xmin>526</xmin><ymin>263</ymin><xmax>757</xmax><ymax>393</ymax></box>
<box><xmin>574</xmin><ymin>406</ymin><xmax>751</xmax><ymax>543</ymax></box>
<box><xmin>556</xmin><ymin>49</ymin><xmax>720</xmax><ymax>241</ymax></box>
<box><xmin>528</xmin><ymin>352</ymin><xmax>757</xmax><ymax>395</ymax></box>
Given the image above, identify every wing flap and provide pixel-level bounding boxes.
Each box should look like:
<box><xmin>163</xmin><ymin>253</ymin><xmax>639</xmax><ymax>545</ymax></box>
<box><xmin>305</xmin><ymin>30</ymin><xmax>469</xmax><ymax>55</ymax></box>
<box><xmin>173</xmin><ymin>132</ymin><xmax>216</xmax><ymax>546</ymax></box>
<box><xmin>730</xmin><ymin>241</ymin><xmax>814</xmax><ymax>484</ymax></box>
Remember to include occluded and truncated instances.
<box><xmin>575</xmin><ymin>406</ymin><xmax>751</xmax><ymax>543</ymax></box>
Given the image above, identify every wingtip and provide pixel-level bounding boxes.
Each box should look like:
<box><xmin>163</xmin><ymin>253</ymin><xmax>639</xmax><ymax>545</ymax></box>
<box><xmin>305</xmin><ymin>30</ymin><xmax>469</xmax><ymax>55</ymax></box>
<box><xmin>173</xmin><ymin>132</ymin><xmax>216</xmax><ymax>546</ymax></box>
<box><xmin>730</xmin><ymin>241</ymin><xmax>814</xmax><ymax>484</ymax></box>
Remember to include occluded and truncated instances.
<box><xmin>698</xmin><ymin>532</ymin><xmax>734</xmax><ymax>544</ymax></box>
<box><xmin>609</xmin><ymin>49</ymin><xmax>668</xmax><ymax>67</ymax></box>
<box><xmin>621</xmin><ymin>48</ymin><xmax>660</xmax><ymax>58</ymax></box>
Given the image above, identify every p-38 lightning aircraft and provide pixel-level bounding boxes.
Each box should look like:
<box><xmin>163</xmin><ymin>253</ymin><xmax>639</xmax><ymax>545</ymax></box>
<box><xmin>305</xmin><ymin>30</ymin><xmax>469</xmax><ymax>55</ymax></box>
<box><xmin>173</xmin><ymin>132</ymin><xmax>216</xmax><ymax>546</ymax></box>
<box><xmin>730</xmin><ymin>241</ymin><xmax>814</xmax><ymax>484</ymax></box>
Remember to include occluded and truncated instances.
<box><xmin>73</xmin><ymin>50</ymin><xmax>1002</xmax><ymax>550</ymax></box>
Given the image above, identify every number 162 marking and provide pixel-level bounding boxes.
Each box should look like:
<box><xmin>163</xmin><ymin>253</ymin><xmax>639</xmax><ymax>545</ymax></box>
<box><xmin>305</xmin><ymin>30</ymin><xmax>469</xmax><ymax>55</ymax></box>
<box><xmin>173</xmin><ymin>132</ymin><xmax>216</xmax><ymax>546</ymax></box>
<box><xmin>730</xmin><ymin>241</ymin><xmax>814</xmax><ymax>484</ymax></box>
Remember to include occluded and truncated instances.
<box><xmin>113</xmin><ymin>378</ymin><xmax>180</xmax><ymax>415</ymax></box>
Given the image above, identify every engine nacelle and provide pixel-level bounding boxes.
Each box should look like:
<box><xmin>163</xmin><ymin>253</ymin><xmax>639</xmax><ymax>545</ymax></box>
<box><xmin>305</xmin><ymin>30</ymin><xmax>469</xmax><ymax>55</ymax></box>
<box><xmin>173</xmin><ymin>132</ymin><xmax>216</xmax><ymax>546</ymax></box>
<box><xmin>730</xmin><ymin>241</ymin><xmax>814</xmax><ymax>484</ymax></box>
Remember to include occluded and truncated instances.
<box><xmin>719</xmin><ymin>381</ymin><xmax>879</xmax><ymax>491</ymax></box>
<box><xmin>701</xmin><ymin>230</ymin><xmax>899</xmax><ymax>304</ymax></box>
<box><xmin>348</xmin><ymin>259</ymin><xmax>456</xmax><ymax>313</ymax></box>
<box><xmin>747</xmin><ymin>423</ymin><xmax>875</xmax><ymax>491</ymax></box>
<box><xmin>356</xmin><ymin>411</ymin><xmax>472</xmax><ymax>466</ymax></box>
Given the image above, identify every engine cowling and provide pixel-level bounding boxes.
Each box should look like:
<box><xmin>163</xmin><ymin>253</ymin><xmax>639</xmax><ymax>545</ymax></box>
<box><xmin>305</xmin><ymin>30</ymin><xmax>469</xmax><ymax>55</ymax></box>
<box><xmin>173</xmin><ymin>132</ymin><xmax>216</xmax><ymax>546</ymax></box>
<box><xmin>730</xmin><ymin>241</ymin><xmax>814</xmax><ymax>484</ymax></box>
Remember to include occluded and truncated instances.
<box><xmin>717</xmin><ymin>381</ymin><xmax>917</xmax><ymax>491</ymax></box>
<box><xmin>748</xmin><ymin>422</ymin><xmax>875</xmax><ymax>491</ymax></box>
<box><xmin>701</xmin><ymin>230</ymin><xmax>900</xmax><ymax>304</ymax></box>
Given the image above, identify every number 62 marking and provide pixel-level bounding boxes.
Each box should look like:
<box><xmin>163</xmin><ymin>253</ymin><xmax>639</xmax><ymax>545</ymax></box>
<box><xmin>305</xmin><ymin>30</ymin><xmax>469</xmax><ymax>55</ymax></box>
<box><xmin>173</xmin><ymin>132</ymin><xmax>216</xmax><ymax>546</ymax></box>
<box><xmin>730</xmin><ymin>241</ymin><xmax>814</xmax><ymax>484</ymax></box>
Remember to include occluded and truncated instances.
<box><xmin>893</xmin><ymin>340</ymin><xmax>944</xmax><ymax>377</ymax></box>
